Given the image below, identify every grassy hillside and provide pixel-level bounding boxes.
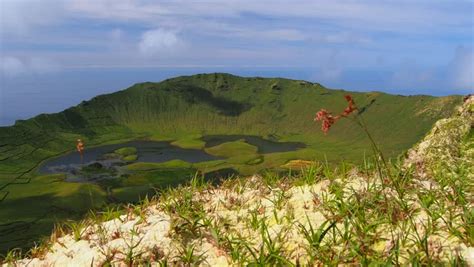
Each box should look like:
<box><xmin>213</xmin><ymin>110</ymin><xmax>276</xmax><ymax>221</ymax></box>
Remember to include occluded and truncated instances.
<box><xmin>0</xmin><ymin>73</ymin><xmax>462</xmax><ymax>254</ymax></box>
<box><xmin>3</xmin><ymin>97</ymin><xmax>472</xmax><ymax>266</ymax></box>
<box><xmin>0</xmin><ymin>73</ymin><xmax>461</xmax><ymax>173</ymax></box>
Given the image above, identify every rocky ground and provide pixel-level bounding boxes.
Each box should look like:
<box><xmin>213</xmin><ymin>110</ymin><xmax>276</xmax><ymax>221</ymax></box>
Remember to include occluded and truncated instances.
<box><xmin>2</xmin><ymin>96</ymin><xmax>472</xmax><ymax>266</ymax></box>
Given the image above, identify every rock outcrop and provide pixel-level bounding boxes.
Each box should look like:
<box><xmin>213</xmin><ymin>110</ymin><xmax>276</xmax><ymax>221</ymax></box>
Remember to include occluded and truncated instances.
<box><xmin>405</xmin><ymin>95</ymin><xmax>473</xmax><ymax>180</ymax></box>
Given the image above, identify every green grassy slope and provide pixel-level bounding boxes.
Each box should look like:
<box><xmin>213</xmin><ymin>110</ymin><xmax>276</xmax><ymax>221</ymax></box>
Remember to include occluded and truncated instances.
<box><xmin>0</xmin><ymin>73</ymin><xmax>460</xmax><ymax>175</ymax></box>
<box><xmin>5</xmin><ymin>94</ymin><xmax>472</xmax><ymax>265</ymax></box>
<box><xmin>0</xmin><ymin>73</ymin><xmax>462</xmax><ymax>254</ymax></box>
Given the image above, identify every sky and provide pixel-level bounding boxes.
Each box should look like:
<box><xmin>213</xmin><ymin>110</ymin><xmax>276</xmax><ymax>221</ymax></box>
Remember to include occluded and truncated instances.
<box><xmin>0</xmin><ymin>0</ymin><xmax>473</xmax><ymax>126</ymax></box>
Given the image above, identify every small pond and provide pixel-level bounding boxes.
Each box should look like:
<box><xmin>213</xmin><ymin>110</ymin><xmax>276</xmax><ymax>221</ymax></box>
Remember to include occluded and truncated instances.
<box><xmin>39</xmin><ymin>141</ymin><xmax>222</xmax><ymax>181</ymax></box>
<box><xmin>38</xmin><ymin>136</ymin><xmax>306</xmax><ymax>182</ymax></box>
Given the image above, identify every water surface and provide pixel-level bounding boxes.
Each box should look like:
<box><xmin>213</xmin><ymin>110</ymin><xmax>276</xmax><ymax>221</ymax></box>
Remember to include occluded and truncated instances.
<box><xmin>39</xmin><ymin>140</ymin><xmax>221</xmax><ymax>174</ymax></box>
<box><xmin>39</xmin><ymin>136</ymin><xmax>306</xmax><ymax>183</ymax></box>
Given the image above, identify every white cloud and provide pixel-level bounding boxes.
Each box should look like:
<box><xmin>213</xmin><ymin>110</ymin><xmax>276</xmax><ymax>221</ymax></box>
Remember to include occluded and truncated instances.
<box><xmin>322</xmin><ymin>32</ymin><xmax>372</xmax><ymax>45</ymax></box>
<box><xmin>29</xmin><ymin>57</ymin><xmax>60</xmax><ymax>73</ymax></box>
<box><xmin>0</xmin><ymin>56</ymin><xmax>60</xmax><ymax>76</ymax></box>
<box><xmin>385</xmin><ymin>47</ymin><xmax>474</xmax><ymax>93</ymax></box>
<box><xmin>450</xmin><ymin>47</ymin><xmax>473</xmax><ymax>90</ymax></box>
<box><xmin>309</xmin><ymin>49</ymin><xmax>345</xmax><ymax>83</ymax></box>
<box><xmin>319</xmin><ymin>68</ymin><xmax>343</xmax><ymax>81</ymax></box>
<box><xmin>65</xmin><ymin>0</ymin><xmax>473</xmax><ymax>35</ymax></box>
<box><xmin>1</xmin><ymin>57</ymin><xmax>25</xmax><ymax>76</ymax></box>
<box><xmin>109</xmin><ymin>28</ymin><xmax>124</xmax><ymax>40</ymax></box>
<box><xmin>246</xmin><ymin>29</ymin><xmax>308</xmax><ymax>41</ymax></box>
<box><xmin>0</xmin><ymin>0</ymin><xmax>64</xmax><ymax>36</ymax></box>
<box><xmin>391</xmin><ymin>68</ymin><xmax>435</xmax><ymax>89</ymax></box>
<box><xmin>67</xmin><ymin>0</ymin><xmax>168</xmax><ymax>21</ymax></box>
<box><xmin>3</xmin><ymin>0</ymin><xmax>471</xmax><ymax>43</ymax></box>
<box><xmin>0</xmin><ymin>0</ymin><xmax>471</xmax><ymax>96</ymax></box>
<box><xmin>138</xmin><ymin>28</ymin><xmax>183</xmax><ymax>56</ymax></box>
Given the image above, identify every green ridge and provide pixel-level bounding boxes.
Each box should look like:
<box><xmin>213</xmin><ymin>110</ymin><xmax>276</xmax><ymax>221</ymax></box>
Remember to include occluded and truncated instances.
<box><xmin>0</xmin><ymin>73</ymin><xmax>462</xmax><ymax>254</ymax></box>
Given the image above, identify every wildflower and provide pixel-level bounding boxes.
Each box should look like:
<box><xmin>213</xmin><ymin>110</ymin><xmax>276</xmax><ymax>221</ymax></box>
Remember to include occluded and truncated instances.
<box><xmin>342</xmin><ymin>95</ymin><xmax>357</xmax><ymax>116</ymax></box>
<box><xmin>314</xmin><ymin>95</ymin><xmax>358</xmax><ymax>134</ymax></box>
<box><xmin>314</xmin><ymin>109</ymin><xmax>340</xmax><ymax>134</ymax></box>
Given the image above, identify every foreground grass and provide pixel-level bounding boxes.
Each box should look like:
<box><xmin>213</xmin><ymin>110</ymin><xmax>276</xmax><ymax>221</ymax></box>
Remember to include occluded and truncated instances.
<box><xmin>2</xmin><ymin>156</ymin><xmax>471</xmax><ymax>266</ymax></box>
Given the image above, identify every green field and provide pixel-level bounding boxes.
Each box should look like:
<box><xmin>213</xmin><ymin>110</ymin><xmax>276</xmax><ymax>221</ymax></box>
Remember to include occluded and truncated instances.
<box><xmin>0</xmin><ymin>73</ymin><xmax>462</xmax><ymax>254</ymax></box>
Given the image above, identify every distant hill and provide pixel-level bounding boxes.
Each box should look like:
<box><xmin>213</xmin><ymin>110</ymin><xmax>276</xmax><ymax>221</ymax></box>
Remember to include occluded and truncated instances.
<box><xmin>0</xmin><ymin>73</ymin><xmax>461</xmax><ymax>175</ymax></box>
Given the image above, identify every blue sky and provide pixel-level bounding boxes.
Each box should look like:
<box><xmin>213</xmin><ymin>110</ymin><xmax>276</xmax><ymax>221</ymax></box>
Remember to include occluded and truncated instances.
<box><xmin>0</xmin><ymin>0</ymin><xmax>473</xmax><ymax>125</ymax></box>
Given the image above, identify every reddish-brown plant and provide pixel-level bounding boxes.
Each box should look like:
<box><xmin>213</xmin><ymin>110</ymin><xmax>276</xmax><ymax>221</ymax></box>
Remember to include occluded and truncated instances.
<box><xmin>342</xmin><ymin>95</ymin><xmax>357</xmax><ymax>116</ymax></box>
<box><xmin>314</xmin><ymin>94</ymin><xmax>392</xmax><ymax>179</ymax></box>
<box><xmin>314</xmin><ymin>95</ymin><xmax>358</xmax><ymax>134</ymax></box>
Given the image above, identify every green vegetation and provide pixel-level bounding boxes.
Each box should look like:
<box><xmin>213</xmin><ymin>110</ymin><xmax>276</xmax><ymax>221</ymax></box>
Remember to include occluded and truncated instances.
<box><xmin>114</xmin><ymin>147</ymin><xmax>137</xmax><ymax>157</ymax></box>
<box><xmin>123</xmin><ymin>154</ymin><xmax>138</xmax><ymax>161</ymax></box>
<box><xmin>127</xmin><ymin>159</ymin><xmax>193</xmax><ymax>171</ymax></box>
<box><xmin>0</xmin><ymin>174</ymin><xmax>106</xmax><ymax>255</ymax></box>
<box><xmin>205</xmin><ymin>140</ymin><xmax>258</xmax><ymax>157</ymax></box>
<box><xmin>171</xmin><ymin>136</ymin><xmax>206</xmax><ymax>149</ymax></box>
<box><xmin>0</xmin><ymin>73</ymin><xmax>463</xmax><ymax>254</ymax></box>
<box><xmin>6</xmin><ymin>137</ymin><xmax>471</xmax><ymax>265</ymax></box>
<box><xmin>204</xmin><ymin>140</ymin><xmax>262</xmax><ymax>166</ymax></box>
<box><xmin>113</xmin><ymin>146</ymin><xmax>138</xmax><ymax>161</ymax></box>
